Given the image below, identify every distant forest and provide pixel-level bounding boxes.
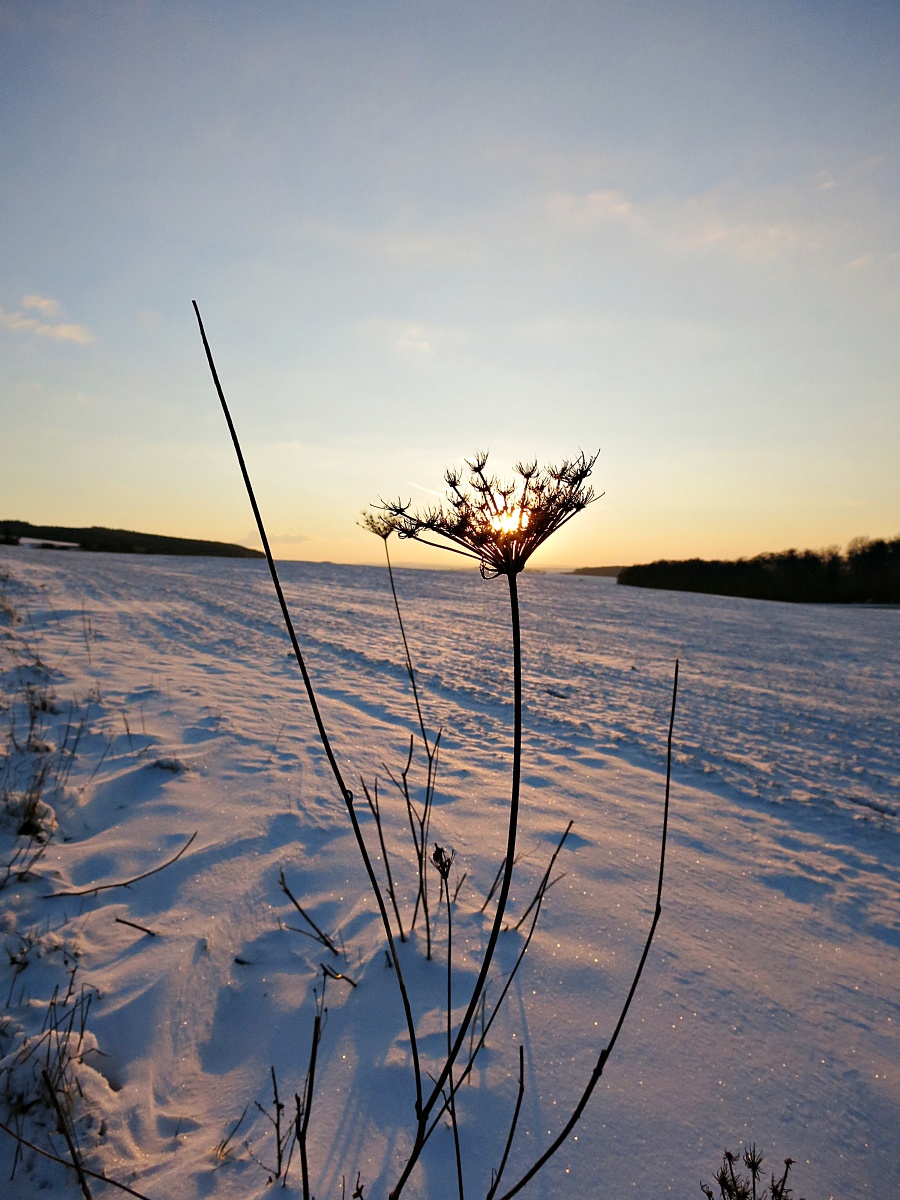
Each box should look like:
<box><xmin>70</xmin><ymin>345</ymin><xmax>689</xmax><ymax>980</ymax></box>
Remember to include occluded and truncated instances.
<box><xmin>616</xmin><ymin>536</ymin><xmax>900</xmax><ymax>604</ymax></box>
<box><xmin>0</xmin><ymin>520</ymin><xmax>263</xmax><ymax>559</ymax></box>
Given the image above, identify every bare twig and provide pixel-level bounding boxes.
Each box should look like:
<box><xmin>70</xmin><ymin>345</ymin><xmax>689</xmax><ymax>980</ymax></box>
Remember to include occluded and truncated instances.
<box><xmin>0</xmin><ymin>1121</ymin><xmax>154</xmax><ymax>1198</ymax></box>
<box><xmin>278</xmin><ymin>868</ymin><xmax>339</xmax><ymax>955</ymax></box>
<box><xmin>114</xmin><ymin>917</ymin><xmax>157</xmax><ymax>937</ymax></box>
<box><xmin>433</xmin><ymin>844</ymin><xmax>464</xmax><ymax>1200</ymax></box>
<box><xmin>45</xmin><ymin>832</ymin><xmax>197</xmax><ymax>898</ymax></box>
<box><xmin>215</xmin><ymin>1104</ymin><xmax>248</xmax><ymax>1160</ymax></box>
<box><xmin>423</xmin><ymin>820</ymin><xmax>570</xmax><ymax>1145</ymax></box>
<box><xmin>360</xmin><ymin>777</ymin><xmax>405</xmax><ymax>941</ymax></box>
<box><xmin>271</xmin><ymin>1065</ymin><xmax>285</xmax><ymax>1178</ymax></box>
<box><xmin>194</xmin><ymin>301</ymin><xmax>424</xmax><ymax>1116</ymax></box>
<box><xmin>512</xmin><ymin>821</ymin><xmax>573</xmax><ymax>931</ymax></box>
<box><xmin>486</xmin><ymin>1044</ymin><xmax>525</xmax><ymax>1200</ymax></box>
<box><xmin>296</xmin><ymin>986</ymin><xmax>325</xmax><ymax>1200</ymax></box>
<box><xmin>321</xmin><ymin>961</ymin><xmax>357</xmax><ymax>988</ymax></box>
<box><xmin>42</xmin><ymin>1067</ymin><xmax>93</xmax><ymax>1200</ymax></box>
<box><xmin>495</xmin><ymin>659</ymin><xmax>679</xmax><ymax>1200</ymax></box>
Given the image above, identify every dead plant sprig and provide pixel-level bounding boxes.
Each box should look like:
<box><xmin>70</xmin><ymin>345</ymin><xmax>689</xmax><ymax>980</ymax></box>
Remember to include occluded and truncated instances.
<box><xmin>361</xmin><ymin>518</ymin><xmax>442</xmax><ymax>957</ymax></box>
<box><xmin>278</xmin><ymin>868</ymin><xmax>340</xmax><ymax>956</ymax></box>
<box><xmin>492</xmin><ymin>659</ymin><xmax>679</xmax><ymax>1200</ymax></box>
<box><xmin>196</xmin><ymin>306</ymin><xmax>679</xmax><ymax>1198</ymax></box>
<box><xmin>194</xmin><ymin>302</ymin><xmax>425</xmax><ymax>1117</ymax></box>
<box><xmin>0</xmin><ymin>1120</ymin><xmax>155</xmax><ymax>1199</ymax></box>
<box><xmin>422</xmin><ymin>823</ymin><xmax>574</xmax><ymax>1146</ymax></box>
<box><xmin>295</xmin><ymin>981</ymin><xmax>326</xmax><ymax>1200</ymax></box>
<box><xmin>360</xmin><ymin>776</ymin><xmax>405</xmax><ymax>941</ymax></box>
<box><xmin>42</xmin><ymin>1066</ymin><xmax>93</xmax><ymax>1200</ymax></box>
<box><xmin>511</xmin><ymin>820</ymin><xmax>573</xmax><ymax>931</ymax></box>
<box><xmin>45</xmin><ymin>830</ymin><xmax>197</xmax><ymax>898</ymax></box>
<box><xmin>382</xmin><ymin>731</ymin><xmax>441</xmax><ymax>958</ymax></box>
<box><xmin>486</xmin><ymin>1044</ymin><xmax>525</xmax><ymax>1200</ymax></box>
<box><xmin>433</xmin><ymin>843</ymin><xmax>464</xmax><ymax>1199</ymax></box>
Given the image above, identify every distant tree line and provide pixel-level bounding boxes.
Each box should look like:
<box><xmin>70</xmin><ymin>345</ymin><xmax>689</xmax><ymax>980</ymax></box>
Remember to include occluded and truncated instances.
<box><xmin>0</xmin><ymin>520</ymin><xmax>263</xmax><ymax>559</ymax></box>
<box><xmin>616</xmin><ymin>536</ymin><xmax>900</xmax><ymax>604</ymax></box>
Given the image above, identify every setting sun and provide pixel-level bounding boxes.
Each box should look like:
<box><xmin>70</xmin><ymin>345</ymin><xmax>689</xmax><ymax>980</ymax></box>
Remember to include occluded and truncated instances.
<box><xmin>490</xmin><ymin>510</ymin><xmax>530</xmax><ymax>534</ymax></box>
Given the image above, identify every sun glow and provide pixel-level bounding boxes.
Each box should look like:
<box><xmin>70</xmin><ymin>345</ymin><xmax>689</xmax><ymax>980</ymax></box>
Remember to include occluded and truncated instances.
<box><xmin>490</xmin><ymin>509</ymin><xmax>530</xmax><ymax>534</ymax></box>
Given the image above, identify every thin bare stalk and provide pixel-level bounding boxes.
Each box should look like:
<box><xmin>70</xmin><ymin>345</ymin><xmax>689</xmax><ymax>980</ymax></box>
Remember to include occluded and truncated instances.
<box><xmin>486</xmin><ymin>1045</ymin><xmax>525</xmax><ymax>1200</ymax></box>
<box><xmin>271</xmin><ymin>1065</ymin><xmax>285</xmax><ymax>1178</ymax></box>
<box><xmin>114</xmin><ymin>917</ymin><xmax>157</xmax><ymax>937</ymax></box>
<box><xmin>42</xmin><ymin>1067</ymin><xmax>93</xmax><ymax>1200</ymax></box>
<box><xmin>194</xmin><ymin>302</ymin><xmax>423</xmax><ymax>1113</ymax></box>
<box><xmin>279</xmin><ymin>868</ymin><xmax>340</xmax><ymax>955</ymax></box>
<box><xmin>435</xmin><ymin>846</ymin><xmax>464</xmax><ymax>1200</ymax></box>
<box><xmin>386</xmin><ymin>734</ymin><xmax>436</xmax><ymax>957</ymax></box>
<box><xmin>296</xmin><ymin>999</ymin><xmax>323</xmax><ymax>1200</ymax></box>
<box><xmin>321</xmin><ymin>961</ymin><xmax>357</xmax><ymax>987</ymax></box>
<box><xmin>374</xmin><ymin>531</ymin><xmax>439</xmax><ymax>948</ymax></box>
<box><xmin>193</xmin><ymin>301</ymin><xmax>349</xmax><ymax>807</ymax></box>
<box><xmin>390</xmin><ymin>571</ymin><xmax>525</xmax><ymax>1199</ymax></box>
<box><xmin>0</xmin><ymin>1120</ymin><xmax>153</xmax><ymax>1198</ymax></box>
<box><xmin>361</xmin><ymin>777</ymin><xmax>405</xmax><ymax>941</ymax></box>
<box><xmin>382</xmin><ymin>535</ymin><xmax>429</xmax><ymax>755</ymax></box>
<box><xmin>480</xmin><ymin>856</ymin><xmax>507</xmax><ymax>913</ymax></box>
<box><xmin>494</xmin><ymin>659</ymin><xmax>679</xmax><ymax>1200</ymax></box>
<box><xmin>512</xmin><ymin>821</ymin><xmax>573</xmax><ymax>931</ymax></box>
<box><xmin>46</xmin><ymin>831</ymin><xmax>197</xmax><ymax>898</ymax></box>
<box><xmin>423</xmin><ymin>821</ymin><xmax>570</xmax><ymax>1146</ymax></box>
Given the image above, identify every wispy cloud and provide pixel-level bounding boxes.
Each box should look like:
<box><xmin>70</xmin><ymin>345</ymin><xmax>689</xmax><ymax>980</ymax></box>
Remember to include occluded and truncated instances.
<box><xmin>1</xmin><ymin>297</ymin><xmax>94</xmax><ymax>344</ymax></box>
<box><xmin>297</xmin><ymin>218</ymin><xmax>438</xmax><ymax>262</ymax></box>
<box><xmin>547</xmin><ymin>189</ymin><xmax>633</xmax><ymax>224</ymax></box>
<box><xmin>22</xmin><ymin>294</ymin><xmax>60</xmax><ymax>316</ymax></box>
<box><xmin>547</xmin><ymin>183</ymin><xmax>827</xmax><ymax>264</ymax></box>
<box><xmin>395</xmin><ymin>324</ymin><xmax>432</xmax><ymax>354</ymax></box>
<box><xmin>243</xmin><ymin>529</ymin><xmax>311</xmax><ymax>545</ymax></box>
<box><xmin>358</xmin><ymin>317</ymin><xmax>464</xmax><ymax>356</ymax></box>
<box><xmin>271</xmin><ymin>532</ymin><xmax>312</xmax><ymax>544</ymax></box>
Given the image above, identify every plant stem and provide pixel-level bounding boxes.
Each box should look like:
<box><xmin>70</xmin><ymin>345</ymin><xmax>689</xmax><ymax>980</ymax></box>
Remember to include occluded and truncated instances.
<box><xmin>390</xmin><ymin>570</ymin><xmax>525</xmax><ymax>1200</ymax></box>
<box><xmin>445</xmin><ymin>877</ymin><xmax>464</xmax><ymax>1200</ymax></box>
<box><xmin>383</xmin><ymin>537</ymin><xmax>429</xmax><ymax>754</ymax></box>
<box><xmin>494</xmin><ymin>659</ymin><xmax>679</xmax><ymax>1200</ymax></box>
<box><xmin>194</xmin><ymin>302</ymin><xmax>423</xmax><ymax>1111</ymax></box>
<box><xmin>486</xmin><ymin>1045</ymin><xmax>525</xmax><ymax>1200</ymax></box>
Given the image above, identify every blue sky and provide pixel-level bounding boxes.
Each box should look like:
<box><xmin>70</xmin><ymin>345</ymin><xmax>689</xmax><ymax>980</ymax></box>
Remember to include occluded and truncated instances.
<box><xmin>1</xmin><ymin>1</ymin><xmax>898</xmax><ymax>567</ymax></box>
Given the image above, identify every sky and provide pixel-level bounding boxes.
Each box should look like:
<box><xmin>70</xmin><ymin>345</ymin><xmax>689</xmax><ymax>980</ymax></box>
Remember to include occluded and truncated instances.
<box><xmin>1</xmin><ymin>1</ymin><xmax>898</xmax><ymax>570</ymax></box>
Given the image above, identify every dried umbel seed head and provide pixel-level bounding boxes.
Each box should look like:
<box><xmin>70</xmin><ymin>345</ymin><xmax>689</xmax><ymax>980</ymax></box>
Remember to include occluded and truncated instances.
<box><xmin>372</xmin><ymin>449</ymin><xmax>600</xmax><ymax>578</ymax></box>
<box><xmin>359</xmin><ymin>512</ymin><xmax>394</xmax><ymax>542</ymax></box>
<box><xmin>431</xmin><ymin>843</ymin><xmax>455</xmax><ymax>881</ymax></box>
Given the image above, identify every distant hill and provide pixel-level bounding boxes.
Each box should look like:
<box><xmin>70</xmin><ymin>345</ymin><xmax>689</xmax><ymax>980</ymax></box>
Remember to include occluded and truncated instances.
<box><xmin>617</xmin><ymin>537</ymin><xmax>900</xmax><ymax>604</ymax></box>
<box><xmin>0</xmin><ymin>520</ymin><xmax>264</xmax><ymax>559</ymax></box>
<box><xmin>571</xmin><ymin>566</ymin><xmax>623</xmax><ymax>578</ymax></box>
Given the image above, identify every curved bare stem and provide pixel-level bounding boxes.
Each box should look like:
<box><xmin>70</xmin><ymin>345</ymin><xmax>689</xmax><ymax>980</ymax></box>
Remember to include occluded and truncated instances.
<box><xmin>495</xmin><ymin>659</ymin><xmax>679</xmax><ymax>1200</ymax></box>
<box><xmin>486</xmin><ymin>1045</ymin><xmax>525</xmax><ymax>1200</ymax></box>
<box><xmin>193</xmin><ymin>301</ymin><xmax>423</xmax><ymax>1114</ymax></box>
<box><xmin>382</xmin><ymin>536</ymin><xmax>429</xmax><ymax>754</ymax></box>
<box><xmin>422</xmin><ymin>822</ymin><xmax>571</xmax><ymax>1147</ymax></box>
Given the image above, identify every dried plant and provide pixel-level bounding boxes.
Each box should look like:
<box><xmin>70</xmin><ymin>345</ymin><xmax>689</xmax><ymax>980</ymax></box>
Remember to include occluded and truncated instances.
<box><xmin>195</xmin><ymin>302</ymin><xmax>678</xmax><ymax>1200</ymax></box>
<box><xmin>376</xmin><ymin>450</ymin><xmax>600</xmax><ymax>579</ymax></box>
<box><xmin>701</xmin><ymin>1144</ymin><xmax>804</xmax><ymax>1200</ymax></box>
<box><xmin>360</xmin><ymin>513</ymin><xmax>441</xmax><ymax>954</ymax></box>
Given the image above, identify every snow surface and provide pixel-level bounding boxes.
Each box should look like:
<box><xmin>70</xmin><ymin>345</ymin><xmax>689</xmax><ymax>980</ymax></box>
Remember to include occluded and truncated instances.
<box><xmin>1</xmin><ymin>547</ymin><xmax>897</xmax><ymax>1200</ymax></box>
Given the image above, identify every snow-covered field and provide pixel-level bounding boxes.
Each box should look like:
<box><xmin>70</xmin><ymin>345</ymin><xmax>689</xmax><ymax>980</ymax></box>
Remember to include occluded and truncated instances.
<box><xmin>1</xmin><ymin>547</ymin><xmax>897</xmax><ymax>1199</ymax></box>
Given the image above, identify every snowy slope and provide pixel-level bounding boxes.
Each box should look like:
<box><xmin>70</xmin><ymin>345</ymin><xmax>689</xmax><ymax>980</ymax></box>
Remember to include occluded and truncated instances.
<box><xmin>1</xmin><ymin>548</ymin><xmax>897</xmax><ymax>1199</ymax></box>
